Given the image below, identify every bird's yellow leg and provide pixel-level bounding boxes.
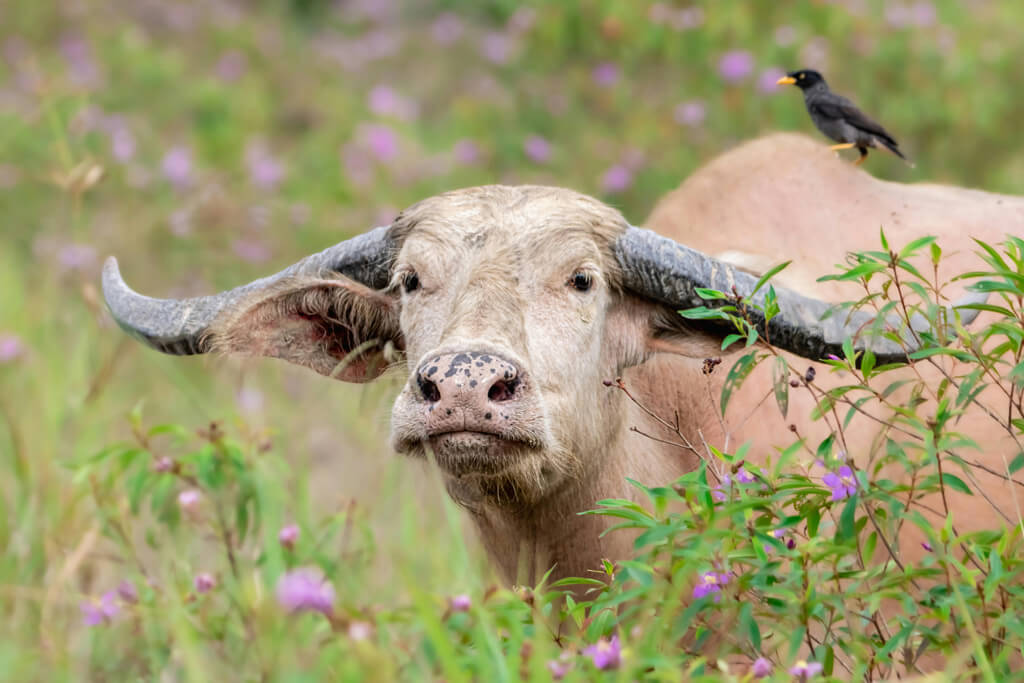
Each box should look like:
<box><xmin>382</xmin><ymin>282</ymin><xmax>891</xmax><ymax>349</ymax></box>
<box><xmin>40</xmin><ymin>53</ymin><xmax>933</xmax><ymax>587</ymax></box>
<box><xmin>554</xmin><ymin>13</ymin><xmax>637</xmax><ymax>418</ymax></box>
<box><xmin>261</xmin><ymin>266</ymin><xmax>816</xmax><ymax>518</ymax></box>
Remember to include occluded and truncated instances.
<box><xmin>854</xmin><ymin>152</ymin><xmax>869</xmax><ymax>166</ymax></box>
<box><xmin>829</xmin><ymin>143</ymin><xmax>856</xmax><ymax>151</ymax></box>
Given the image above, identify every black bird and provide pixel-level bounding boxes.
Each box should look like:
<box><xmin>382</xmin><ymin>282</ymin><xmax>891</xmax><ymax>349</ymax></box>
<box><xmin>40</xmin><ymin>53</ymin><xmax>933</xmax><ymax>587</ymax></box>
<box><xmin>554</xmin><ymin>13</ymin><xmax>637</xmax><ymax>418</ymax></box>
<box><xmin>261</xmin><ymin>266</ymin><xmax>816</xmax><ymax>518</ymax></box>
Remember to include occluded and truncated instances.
<box><xmin>777</xmin><ymin>69</ymin><xmax>910</xmax><ymax>166</ymax></box>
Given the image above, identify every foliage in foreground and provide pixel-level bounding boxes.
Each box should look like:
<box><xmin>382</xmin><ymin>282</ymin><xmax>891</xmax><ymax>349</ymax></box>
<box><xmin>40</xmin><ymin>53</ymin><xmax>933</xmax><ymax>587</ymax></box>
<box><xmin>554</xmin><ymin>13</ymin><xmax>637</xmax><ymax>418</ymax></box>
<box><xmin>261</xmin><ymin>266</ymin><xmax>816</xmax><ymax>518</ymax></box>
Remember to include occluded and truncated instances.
<box><xmin>68</xmin><ymin>235</ymin><xmax>1024</xmax><ymax>681</ymax></box>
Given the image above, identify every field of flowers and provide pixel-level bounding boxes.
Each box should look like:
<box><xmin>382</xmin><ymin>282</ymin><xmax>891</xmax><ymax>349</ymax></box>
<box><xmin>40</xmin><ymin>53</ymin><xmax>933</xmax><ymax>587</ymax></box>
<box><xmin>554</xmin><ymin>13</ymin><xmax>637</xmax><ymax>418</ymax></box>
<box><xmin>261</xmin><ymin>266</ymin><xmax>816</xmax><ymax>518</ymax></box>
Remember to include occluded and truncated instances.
<box><xmin>2</xmin><ymin>0</ymin><xmax>1024</xmax><ymax>680</ymax></box>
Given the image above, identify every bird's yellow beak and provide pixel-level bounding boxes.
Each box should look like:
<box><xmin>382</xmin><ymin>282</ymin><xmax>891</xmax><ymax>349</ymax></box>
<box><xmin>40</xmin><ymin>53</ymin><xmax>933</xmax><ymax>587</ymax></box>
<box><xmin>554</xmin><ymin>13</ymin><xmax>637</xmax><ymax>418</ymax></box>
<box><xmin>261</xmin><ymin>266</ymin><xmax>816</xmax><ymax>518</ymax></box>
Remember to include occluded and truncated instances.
<box><xmin>776</xmin><ymin>76</ymin><xmax>797</xmax><ymax>85</ymax></box>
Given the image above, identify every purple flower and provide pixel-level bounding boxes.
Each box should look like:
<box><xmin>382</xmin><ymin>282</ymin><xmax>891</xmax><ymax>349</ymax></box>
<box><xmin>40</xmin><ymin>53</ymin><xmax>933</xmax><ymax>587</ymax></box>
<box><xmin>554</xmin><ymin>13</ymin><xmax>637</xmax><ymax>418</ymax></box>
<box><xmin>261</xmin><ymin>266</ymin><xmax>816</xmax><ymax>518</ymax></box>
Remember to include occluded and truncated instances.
<box><xmin>153</xmin><ymin>456</ymin><xmax>174</xmax><ymax>473</ymax></box>
<box><xmin>523</xmin><ymin>135</ymin><xmax>551</xmax><ymax>163</ymax></box>
<box><xmin>431</xmin><ymin>12</ymin><xmax>464</xmax><ymax>45</ymax></box>
<box><xmin>450</xmin><ymin>594</ymin><xmax>471</xmax><ymax>612</ymax></box>
<box><xmin>752</xmin><ymin>657</ymin><xmax>773</xmax><ymax>678</ymax></box>
<box><xmin>80</xmin><ymin>591</ymin><xmax>119</xmax><ymax>626</ymax></box>
<box><xmin>60</xmin><ymin>34</ymin><xmax>100</xmax><ymax>88</ymax></box>
<box><xmin>278</xmin><ymin>524</ymin><xmax>299</xmax><ymax>550</ymax></box>
<box><xmin>921</xmin><ymin>541</ymin><xmax>934</xmax><ymax>552</ymax></box>
<box><xmin>215</xmin><ymin>50</ymin><xmax>247</xmax><ymax>83</ymax></box>
<box><xmin>276</xmin><ymin>567</ymin><xmax>335</xmax><ymax>616</ymax></box>
<box><xmin>757</xmin><ymin>67</ymin><xmax>787</xmax><ymax>94</ymax></box>
<box><xmin>718</xmin><ymin>50</ymin><xmax>754</xmax><ymax>83</ymax></box>
<box><xmin>600</xmin><ymin>164</ymin><xmax>633</xmax><ymax>193</ymax></box>
<box><xmin>453</xmin><ymin>139</ymin><xmax>481</xmax><ymax>165</ymax></box>
<box><xmin>162</xmin><ymin>146</ymin><xmax>193</xmax><ymax>190</ymax></box>
<box><xmin>789</xmin><ymin>660</ymin><xmax>824</xmax><ymax>679</ymax></box>
<box><xmin>0</xmin><ymin>334</ymin><xmax>24</xmax><ymax>363</ymax></box>
<box><xmin>116</xmin><ymin>580</ymin><xmax>138</xmax><ymax>604</ymax></box>
<box><xmin>911</xmin><ymin>1</ymin><xmax>937</xmax><ymax>27</ymax></box>
<box><xmin>692</xmin><ymin>571</ymin><xmax>730</xmax><ymax>601</ymax></box>
<box><xmin>583</xmin><ymin>635</ymin><xmax>621</xmax><ymax>671</ymax></box>
<box><xmin>245</xmin><ymin>143</ymin><xmax>285</xmax><ymax>191</ymax></box>
<box><xmin>822</xmin><ymin>465</ymin><xmax>858</xmax><ymax>501</ymax></box>
<box><xmin>194</xmin><ymin>572</ymin><xmax>216</xmax><ymax>594</ymax></box>
<box><xmin>826</xmin><ymin>353</ymin><xmax>841</xmax><ymax>361</ymax></box>
<box><xmin>591</xmin><ymin>61</ymin><xmax>620</xmax><ymax>87</ymax></box>
<box><xmin>674</xmin><ymin>100</ymin><xmax>706</xmax><ymax>127</ymax></box>
<box><xmin>800</xmin><ymin>37</ymin><xmax>830</xmax><ymax>69</ymax></box>
<box><xmin>735</xmin><ymin>466</ymin><xmax>755</xmax><ymax>483</ymax></box>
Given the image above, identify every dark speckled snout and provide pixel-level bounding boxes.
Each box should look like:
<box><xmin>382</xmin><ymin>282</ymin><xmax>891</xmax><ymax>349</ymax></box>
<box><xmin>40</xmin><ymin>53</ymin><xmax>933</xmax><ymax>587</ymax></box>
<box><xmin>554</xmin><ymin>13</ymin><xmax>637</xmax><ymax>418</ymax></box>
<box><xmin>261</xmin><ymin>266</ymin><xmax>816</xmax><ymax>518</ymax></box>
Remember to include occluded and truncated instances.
<box><xmin>414</xmin><ymin>351</ymin><xmax>522</xmax><ymax>434</ymax></box>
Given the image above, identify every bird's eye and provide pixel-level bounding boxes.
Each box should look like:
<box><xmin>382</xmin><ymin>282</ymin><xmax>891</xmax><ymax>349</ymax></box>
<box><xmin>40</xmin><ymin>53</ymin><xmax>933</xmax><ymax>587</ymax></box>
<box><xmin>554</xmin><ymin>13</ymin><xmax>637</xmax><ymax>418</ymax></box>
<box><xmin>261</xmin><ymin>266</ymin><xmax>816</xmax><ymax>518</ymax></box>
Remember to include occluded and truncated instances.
<box><xmin>798</xmin><ymin>73</ymin><xmax>804</xmax><ymax>79</ymax></box>
<box><xmin>570</xmin><ymin>271</ymin><xmax>593</xmax><ymax>292</ymax></box>
<box><xmin>402</xmin><ymin>271</ymin><xmax>420</xmax><ymax>294</ymax></box>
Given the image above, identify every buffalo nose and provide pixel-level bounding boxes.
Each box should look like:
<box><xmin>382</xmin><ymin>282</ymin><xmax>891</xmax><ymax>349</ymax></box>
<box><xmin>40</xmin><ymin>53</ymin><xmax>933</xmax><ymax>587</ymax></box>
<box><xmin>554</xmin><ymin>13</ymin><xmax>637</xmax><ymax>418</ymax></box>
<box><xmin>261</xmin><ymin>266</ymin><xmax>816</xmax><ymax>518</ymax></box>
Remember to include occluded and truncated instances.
<box><xmin>415</xmin><ymin>352</ymin><xmax>521</xmax><ymax>405</ymax></box>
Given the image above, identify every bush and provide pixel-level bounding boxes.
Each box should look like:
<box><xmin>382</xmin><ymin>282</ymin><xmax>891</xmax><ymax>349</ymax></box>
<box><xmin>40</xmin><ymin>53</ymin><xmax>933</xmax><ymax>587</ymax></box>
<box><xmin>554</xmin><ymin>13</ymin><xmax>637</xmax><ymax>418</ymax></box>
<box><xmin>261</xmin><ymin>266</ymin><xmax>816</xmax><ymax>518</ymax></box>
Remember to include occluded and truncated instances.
<box><xmin>70</xmin><ymin>234</ymin><xmax>1024</xmax><ymax>680</ymax></box>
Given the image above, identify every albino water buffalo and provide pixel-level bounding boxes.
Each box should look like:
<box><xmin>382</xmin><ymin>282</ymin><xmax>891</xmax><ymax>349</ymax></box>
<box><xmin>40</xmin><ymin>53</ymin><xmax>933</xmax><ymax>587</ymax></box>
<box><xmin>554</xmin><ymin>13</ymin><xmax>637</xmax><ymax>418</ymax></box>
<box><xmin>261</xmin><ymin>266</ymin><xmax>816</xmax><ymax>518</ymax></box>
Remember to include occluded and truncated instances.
<box><xmin>102</xmin><ymin>133</ymin><xmax>1023</xmax><ymax>586</ymax></box>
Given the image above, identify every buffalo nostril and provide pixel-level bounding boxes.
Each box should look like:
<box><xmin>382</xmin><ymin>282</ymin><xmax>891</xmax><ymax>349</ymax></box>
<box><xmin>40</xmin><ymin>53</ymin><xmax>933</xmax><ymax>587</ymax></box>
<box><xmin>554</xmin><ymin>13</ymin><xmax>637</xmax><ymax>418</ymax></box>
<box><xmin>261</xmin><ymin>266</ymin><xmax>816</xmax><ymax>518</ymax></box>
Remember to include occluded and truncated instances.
<box><xmin>418</xmin><ymin>375</ymin><xmax>441</xmax><ymax>403</ymax></box>
<box><xmin>488</xmin><ymin>378</ymin><xmax>519</xmax><ymax>402</ymax></box>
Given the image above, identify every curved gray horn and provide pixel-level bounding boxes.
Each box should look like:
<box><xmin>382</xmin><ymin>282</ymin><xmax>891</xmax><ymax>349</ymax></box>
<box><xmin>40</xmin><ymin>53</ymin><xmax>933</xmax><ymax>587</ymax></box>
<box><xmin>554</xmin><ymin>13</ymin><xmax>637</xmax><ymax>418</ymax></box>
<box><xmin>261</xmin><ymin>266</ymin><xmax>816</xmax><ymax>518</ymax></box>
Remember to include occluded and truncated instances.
<box><xmin>102</xmin><ymin>226</ymin><xmax>394</xmax><ymax>356</ymax></box>
<box><xmin>615</xmin><ymin>226</ymin><xmax>986</xmax><ymax>364</ymax></box>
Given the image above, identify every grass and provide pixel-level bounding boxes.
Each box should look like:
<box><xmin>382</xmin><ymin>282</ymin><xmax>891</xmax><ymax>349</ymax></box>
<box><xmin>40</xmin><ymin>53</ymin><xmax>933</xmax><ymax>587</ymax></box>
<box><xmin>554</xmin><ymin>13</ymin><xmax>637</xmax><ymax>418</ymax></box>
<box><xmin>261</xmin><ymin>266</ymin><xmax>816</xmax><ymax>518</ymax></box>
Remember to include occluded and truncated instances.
<box><xmin>2</xmin><ymin>0</ymin><xmax>1024</xmax><ymax>679</ymax></box>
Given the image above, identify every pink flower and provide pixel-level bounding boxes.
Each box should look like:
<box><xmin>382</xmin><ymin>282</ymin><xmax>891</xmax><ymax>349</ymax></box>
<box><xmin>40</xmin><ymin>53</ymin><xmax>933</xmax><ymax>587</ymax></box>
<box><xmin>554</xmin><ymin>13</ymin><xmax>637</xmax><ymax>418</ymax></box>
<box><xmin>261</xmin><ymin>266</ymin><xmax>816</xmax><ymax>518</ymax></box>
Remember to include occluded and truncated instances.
<box><xmin>117</xmin><ymin>580</ymin><xmax>138</xmax><ymax>604</ymax></box>
<box><xmin>480</xmin><ymin>32</ymin><xmax>514</xmax><ymax>65</ymax></box>
<box><xmin>367</xmin><ymin>84</ymin><xmax>418</xmax><ymax>121</ymax></box>
<box><xmin>348</xmin><ymin>620</ymin><xmax>373</xmax><ymax>640</ymax></box>
<box><xmin>177</xmin><ymin>489</ymin><xmax>200</xmax><ymax>510</ymax></box>
<box><xmin>162</xmin><ymin>146</ymin><xmax>193</xmax><ymax>190</ymax></box>
<box><xmin>194</xmin><ymin>572</ymin><xmax>216</xmax><ymax>594</ymax></box>
<box><xmin>790</xmin><ymin>660</ymin><xmax>824</xmax><ymax>679</ymax></box>
<box><xmin>361</xmin><ymin>124</ymin><xmax>399</xmax><ymax>163</ymax></box>
<box><xmin>449</xmin><ymin>594</ymin><xmax>471</xmax><ymax>612</ymax></box>
<box><xmin>600</xmin><ymin>164</ymin><xmax>633</xmax><ymax>193</ymax></box>
<box><xmin>546</xmin><ymin>658</ymin><xmax>571</xmax><ymax>680</ymax></box>
<box><xmin>278</xmin><ymin>524</ymin><xmax>299</xmax><ymax>550</ymax></box>
<box><xmin>757</xmin><ymin>67</ymin><xmax>787</xmax><ymax>94</ymax></box>
<box><xmin>215</xmin><ymin>50</ymin><xmax>247</xmax><ymax>82</ymax></box>
<box><xmin>752</xmin><ymin>657</ymin><xmax>773</xmax><ymax>677</ymax></box>
<box><xmin>523</xmin><ymin>135</ymin><xmax>551</xmax><ymax>163</ymax></box>
<box><xmin>110</xmin><ymin>127</ymin><xmax>136</xmax><ymax>162</ymax></box>
<box><xmin>57</xmin><ymin>244</ymin><xmax>98</xmax><ymax>273</ymax></box>
<box><xmin>80</xmin><ymin>591</ymin><xmax>119</xmax><ymax>626</ymax></box>
<box><xmin>583</xmin><ymin>635</ymin><xmax>621</xmax><ymax>670</ymax></box>
<box><xmin>232</xmin><ymin>238</ymin><xmax>272</xmax><ymax>264</ymax></box>
<box><xmin>453</xmin><ymin>139</ymin><xmax>481</xmax><ymax>165</ymax></box>
<box><xmin>431</xmin><ymin>13</ymin><xmax>464</xmax><ymax>45</ymax></box>
<box><xmin>276</xmin><ymin>567</ymin><xmax>335</xmax><ymax>616</ymax></box>
<box><xmin>822</xmin><ymin>465</ymin><xmax>858</xmax><ymax>501</ymax></box>
<box><xmin>718</xmin><ymin>50</ymin><xmax>754</xmax><ymax>83</ymax></box>
<box><xmin>674</xmin><ymin>100</ymin><xmax>706</xmax><ymax>127</ymax></box>
<box><xmin>0</xmin><ymin>334</ymin><xmax>24</xmax><ymax>363</ymax></box>
<box><xmin>245</xmin><ymin>143</ymin><xmax>285</xmax><ymax>191</ymax></box>
<box><xmin>591</xmin><ymin>61</ymin><xmax>620</xmax><ymax>87</ymax></box>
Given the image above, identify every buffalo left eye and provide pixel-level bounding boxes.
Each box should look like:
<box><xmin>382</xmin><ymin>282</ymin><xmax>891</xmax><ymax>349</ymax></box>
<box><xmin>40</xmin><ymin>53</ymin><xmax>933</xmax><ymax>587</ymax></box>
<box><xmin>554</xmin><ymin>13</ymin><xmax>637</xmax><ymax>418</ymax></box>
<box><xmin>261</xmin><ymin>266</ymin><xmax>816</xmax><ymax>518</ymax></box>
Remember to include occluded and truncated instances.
<box><xmin>570</xmin><ymin>272</ymin><xmax>592</xmax><ymax>292</ymax></box>
<box><xmin>402</xmin><ymin>272</ymin><xmax>420</xmax><ymax>293</ymax></box>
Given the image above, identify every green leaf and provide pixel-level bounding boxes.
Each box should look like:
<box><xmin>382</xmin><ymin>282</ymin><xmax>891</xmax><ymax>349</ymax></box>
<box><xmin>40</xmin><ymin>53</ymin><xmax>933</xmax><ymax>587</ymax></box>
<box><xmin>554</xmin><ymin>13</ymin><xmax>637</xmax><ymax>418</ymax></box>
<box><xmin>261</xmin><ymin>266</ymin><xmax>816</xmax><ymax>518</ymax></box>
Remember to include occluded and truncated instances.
<box><xmin>694</xmin><ymin>287</ymin><xmax>729</xmax><ymax>300</ymax></box>
<box><xmin>837</xmin><ymin>495</ymin><xmax>857</xmax><ymax>542</ymax></box>
<box><xmin>898</xmin><ymin>235</ymin><xmax>937</xmax><ymax>259</ymax></box>
<box><xmin>721</xmin><ymin>351</ymin><xmax>759</xmax><ymax>416</ymax></box>
<box><xmin>940</xmin><ymin>473</ymin><xmax>972</xmax><ymax>495</ymax></box>
<box><xmin>739</xmin><ymin>602</ymin><xmax>761</xmax><ymax>651</ymax></box>
<box><xmin>908</xmin><ymin>347</ymin><xmax>975</xmax><ymax>362</ymax></box>
<box><xmin>1009</xmin><ymin>452</ymin><xmax>1024</xmax><ymax>475</ymax></box>
<box><xmin>749</xmin><ymin>261</ymin><xmax>792</xmax><ymax>297</ymax></box>
<box><xmin>772</xmin><ymin>356</ymin><xmax>789</xmax><ymax>419</ymax></box>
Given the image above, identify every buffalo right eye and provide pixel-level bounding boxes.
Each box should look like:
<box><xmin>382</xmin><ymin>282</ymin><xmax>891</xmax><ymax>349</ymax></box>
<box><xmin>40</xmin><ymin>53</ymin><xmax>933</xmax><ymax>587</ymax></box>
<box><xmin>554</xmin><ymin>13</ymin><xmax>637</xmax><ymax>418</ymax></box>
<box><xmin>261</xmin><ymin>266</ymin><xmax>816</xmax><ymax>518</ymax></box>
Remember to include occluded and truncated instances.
<box><xmin>402</xmin><ymin>272</ymin><xmax>420</xmax><ymax>293</ymax></box>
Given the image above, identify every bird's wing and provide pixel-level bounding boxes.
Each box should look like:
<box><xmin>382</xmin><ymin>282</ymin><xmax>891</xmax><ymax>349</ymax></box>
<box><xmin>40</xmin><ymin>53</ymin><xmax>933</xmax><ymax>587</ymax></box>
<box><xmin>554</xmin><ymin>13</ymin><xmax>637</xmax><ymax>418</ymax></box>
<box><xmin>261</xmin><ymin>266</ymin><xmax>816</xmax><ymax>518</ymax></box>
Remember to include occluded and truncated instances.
<box><xmin>809</xmin><ymin>92</ymin><xmax>899</xmax><ymax>146</ymax></box>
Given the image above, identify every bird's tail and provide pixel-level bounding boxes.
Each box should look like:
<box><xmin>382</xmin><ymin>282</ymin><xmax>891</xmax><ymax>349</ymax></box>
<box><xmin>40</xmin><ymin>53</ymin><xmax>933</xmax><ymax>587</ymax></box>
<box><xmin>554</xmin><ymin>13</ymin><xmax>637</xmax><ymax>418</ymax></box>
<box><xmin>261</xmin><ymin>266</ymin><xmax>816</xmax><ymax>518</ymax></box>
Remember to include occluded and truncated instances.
<box><xmin>879</xmin><ymin>139</ymin><xmax>915</xmax><ymax>167</ymax></box>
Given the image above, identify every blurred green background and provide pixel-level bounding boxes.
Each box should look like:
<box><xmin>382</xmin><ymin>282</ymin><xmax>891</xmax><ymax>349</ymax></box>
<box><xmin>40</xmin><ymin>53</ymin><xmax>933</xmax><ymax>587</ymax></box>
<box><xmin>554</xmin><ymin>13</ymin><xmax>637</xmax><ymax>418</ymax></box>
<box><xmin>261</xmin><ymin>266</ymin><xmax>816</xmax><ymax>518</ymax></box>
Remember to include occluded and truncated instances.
<box><xmin>1</xmin><ymin>0</ymin><xmax>1023</xmax><ymax>674</ymax></box>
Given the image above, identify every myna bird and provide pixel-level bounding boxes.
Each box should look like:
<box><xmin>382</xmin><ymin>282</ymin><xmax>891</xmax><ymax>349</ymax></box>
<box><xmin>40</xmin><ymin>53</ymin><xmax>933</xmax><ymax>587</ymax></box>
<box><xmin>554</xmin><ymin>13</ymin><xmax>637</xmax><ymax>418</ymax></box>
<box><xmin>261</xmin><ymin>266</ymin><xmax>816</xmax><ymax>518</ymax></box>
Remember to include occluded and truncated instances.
<box><xmin>777</xmin><ymin>69</ymin><xmax>911</xmax><ymax>166</ymax></box>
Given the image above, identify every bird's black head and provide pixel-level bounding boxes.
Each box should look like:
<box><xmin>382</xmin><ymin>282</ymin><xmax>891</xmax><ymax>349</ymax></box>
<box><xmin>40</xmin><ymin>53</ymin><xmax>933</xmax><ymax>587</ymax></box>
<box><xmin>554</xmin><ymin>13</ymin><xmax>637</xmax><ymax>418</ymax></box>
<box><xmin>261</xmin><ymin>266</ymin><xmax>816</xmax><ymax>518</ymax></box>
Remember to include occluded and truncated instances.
<box><xmin>776</xmin><ymin>69</ymin><xmax>826</xmax><ymax>91</ymax></box>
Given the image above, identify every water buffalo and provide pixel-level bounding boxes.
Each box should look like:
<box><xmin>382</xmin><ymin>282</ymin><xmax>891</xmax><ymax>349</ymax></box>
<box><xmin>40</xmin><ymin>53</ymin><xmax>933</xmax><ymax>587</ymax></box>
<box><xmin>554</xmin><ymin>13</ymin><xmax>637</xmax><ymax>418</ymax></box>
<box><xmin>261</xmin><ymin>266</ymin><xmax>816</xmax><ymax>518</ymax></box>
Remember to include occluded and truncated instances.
<box><xmin>102</xmin><ymin>133</ymin><xmax>1022</xmax><ymax>587</ymax></box>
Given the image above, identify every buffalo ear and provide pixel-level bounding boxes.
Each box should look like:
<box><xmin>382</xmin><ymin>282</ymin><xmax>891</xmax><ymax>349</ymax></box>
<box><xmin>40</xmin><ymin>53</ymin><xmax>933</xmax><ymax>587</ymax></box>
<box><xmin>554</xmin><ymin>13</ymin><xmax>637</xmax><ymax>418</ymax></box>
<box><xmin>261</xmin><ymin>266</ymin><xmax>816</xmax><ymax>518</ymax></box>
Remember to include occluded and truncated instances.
<box><xmin>207</xmin><ymin>276</ymin><xmax>402</xmax><ymax>383</ymax></box>
<box><xmin>610</xmin><ymin>295</ymin><xmax>726</xmax><ymax>371</ymax></box>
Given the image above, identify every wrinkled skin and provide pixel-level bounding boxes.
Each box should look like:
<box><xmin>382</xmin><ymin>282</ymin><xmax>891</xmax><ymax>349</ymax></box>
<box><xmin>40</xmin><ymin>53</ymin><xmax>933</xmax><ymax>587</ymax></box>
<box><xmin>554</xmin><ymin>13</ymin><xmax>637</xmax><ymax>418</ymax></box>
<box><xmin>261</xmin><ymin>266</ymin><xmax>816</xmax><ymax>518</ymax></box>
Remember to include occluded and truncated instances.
<box><xmin>205</xmin><ymin>134</ymin><xmax>1024</xmax><ymax>588</ymax></box>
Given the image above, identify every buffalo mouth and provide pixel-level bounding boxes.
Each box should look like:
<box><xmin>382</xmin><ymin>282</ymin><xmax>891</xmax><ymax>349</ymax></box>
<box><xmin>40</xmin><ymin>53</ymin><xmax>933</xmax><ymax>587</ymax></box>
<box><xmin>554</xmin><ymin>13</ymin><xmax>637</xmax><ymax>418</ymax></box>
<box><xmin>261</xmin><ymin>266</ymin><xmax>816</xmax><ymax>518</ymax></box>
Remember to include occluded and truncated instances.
<box><xmin>398</xmin><ymin>429</ymin><xmax>544</xmax><ymax>476</ymax></box>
